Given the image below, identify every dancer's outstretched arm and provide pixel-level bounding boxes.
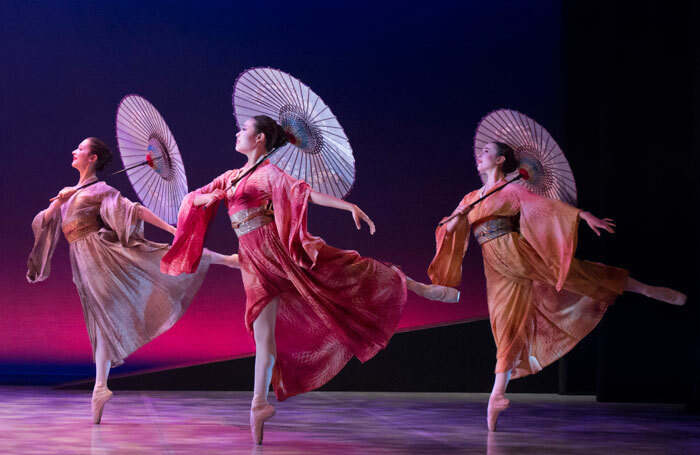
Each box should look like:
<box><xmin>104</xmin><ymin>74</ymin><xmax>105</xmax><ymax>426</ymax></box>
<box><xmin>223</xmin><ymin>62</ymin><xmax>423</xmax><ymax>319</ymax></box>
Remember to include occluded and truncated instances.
<box><xmin>309</xmin><ymin>190</ymin><xmax>376</xmax><ymax>235</ymax></box>
<box><xmin>138</xmin><ymin>206</ymin><xmax>177</xmax><ymax>235</ymax></box>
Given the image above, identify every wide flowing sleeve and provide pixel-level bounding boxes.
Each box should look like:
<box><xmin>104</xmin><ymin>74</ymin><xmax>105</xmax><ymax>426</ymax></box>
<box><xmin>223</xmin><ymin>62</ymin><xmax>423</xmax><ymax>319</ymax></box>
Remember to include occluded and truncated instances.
<box><xmin>267</xmin><ymin>165</ymin><xmax>325</xmax><ymax>270</ymax></box>
<box><xmin>161</xmin><ymin>170</ymin><xmax>233</xmax><ymax>275</ymax></box>
<box><xmin>513</xmin><ymin>184</ymin><xmax>581</xmax><ymax>291</ymax></box>
<box><xmin>98</xmin><ymin>185</ymin><xmax>145</xmax><ymax>247</ymax></box>
<box><xmin>427</xmin><ymin>194</ymin><xmax>472</xmax><ymax>287</ymax></box>
<box><xmin>26</xmin><ymin>208</ymin><xmax>63</xmax><ymax>283</ymax></box>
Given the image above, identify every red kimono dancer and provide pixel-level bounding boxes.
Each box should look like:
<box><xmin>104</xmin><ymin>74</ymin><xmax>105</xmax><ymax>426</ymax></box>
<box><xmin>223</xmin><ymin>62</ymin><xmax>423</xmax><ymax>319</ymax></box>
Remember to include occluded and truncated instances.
<box><xmin>162</xmin><ymin>160</ymin><xmax>413</xmax><ymax>441</ymax></box>
<box><xmin>162</xmin><ymin>116</ymin><xmax>458</xmax><ymax>444</ymax></box>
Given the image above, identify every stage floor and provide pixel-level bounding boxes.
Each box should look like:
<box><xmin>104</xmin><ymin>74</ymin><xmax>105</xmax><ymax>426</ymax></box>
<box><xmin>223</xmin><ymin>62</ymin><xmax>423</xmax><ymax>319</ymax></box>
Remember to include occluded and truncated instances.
<box><xmin>0</xmin><ymin>387</ymin><xmax>698</xmax><ymax>454</ymax></box>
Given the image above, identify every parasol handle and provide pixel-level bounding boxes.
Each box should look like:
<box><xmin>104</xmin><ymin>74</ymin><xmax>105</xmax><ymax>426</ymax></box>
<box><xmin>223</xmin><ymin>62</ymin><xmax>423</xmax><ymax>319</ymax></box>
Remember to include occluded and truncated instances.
<box><xmin>49</xmin><ymin>177</ymin><xmax>102</xmax><ymax>201</ymax></box>
<box><xmin>438</xmin><ymin>170</ymin><xmax>527</xmax><ymax>227</ymax></box>
<box><xmin>111</xmin><ymin>159</ymin><xmax>149</xmax><ymax>176</ymax></box>
<box><xmin>49</xmin><ymin>155</ymin><xmax>162</xmax><ymax>200</ymax></box>
<box><xmin>112</xmin><ymin>154</ymin><xmax>162</xmax><ymax>176</ymax></box>
<box><xmin>227</xmin><ymin>146</ymin><xmax>283</xmax><ymax>190</ymax></box>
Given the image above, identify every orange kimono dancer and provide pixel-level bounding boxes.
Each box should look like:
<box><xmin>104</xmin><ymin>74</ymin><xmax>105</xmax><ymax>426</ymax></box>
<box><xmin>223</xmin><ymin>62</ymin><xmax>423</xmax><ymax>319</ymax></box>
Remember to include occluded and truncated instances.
<box><xmin>428</xmin><ymin>180</ymin><xmax>628</xmax><ymax>379</ymax></box>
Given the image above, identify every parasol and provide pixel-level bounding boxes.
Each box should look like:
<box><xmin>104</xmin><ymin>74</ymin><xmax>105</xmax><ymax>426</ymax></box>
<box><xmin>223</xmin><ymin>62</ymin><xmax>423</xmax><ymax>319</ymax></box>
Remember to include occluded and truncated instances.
<box><xmin>439</xmin><ymin>109</ymin><xmax>577</xmax><ymax>226</ymax></box>
<box><xmin>232</xmin><ymin>67</ymin><xmax>355</xmax><ymax>199</ymax></box>
<box><xmin>115</xmin><ymin>94</ymin><xmax>188</xmax><ymax>224</ymax></box>
<box><xmin>473</xmin><ymin>109</ymin><xmax>577</xmax><ymax>206</ymax></box>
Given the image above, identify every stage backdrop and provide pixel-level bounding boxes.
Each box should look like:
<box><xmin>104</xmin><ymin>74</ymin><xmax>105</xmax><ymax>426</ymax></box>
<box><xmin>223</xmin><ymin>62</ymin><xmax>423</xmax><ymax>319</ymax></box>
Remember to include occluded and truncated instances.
<box><xmin>0</xmin><ymin>0</ymin><xmax>562</xmax><ymax>384</ymax></box>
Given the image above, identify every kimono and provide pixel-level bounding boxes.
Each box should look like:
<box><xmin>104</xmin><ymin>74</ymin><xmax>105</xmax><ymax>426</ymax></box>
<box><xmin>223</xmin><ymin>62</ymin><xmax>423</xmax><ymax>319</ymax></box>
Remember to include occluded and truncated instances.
<box><xmin>27</xmin><ymin>178</ymin><xmax>210</xmax><ymax>366</ymax></box>
<box><xmin>429</xmin><ymin>180</ymin><xmax>628</xmax><ymax>378</ymax></box>
<box><xmin>162</xmin><ymin>162</ymin><xmax>407</xmax><ymax>400</ymax></box>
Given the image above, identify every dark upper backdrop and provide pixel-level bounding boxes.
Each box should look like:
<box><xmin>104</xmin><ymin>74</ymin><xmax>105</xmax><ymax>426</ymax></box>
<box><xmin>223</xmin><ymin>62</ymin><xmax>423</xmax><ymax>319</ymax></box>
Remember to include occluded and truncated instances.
<box><xmin>0</xmin><ymin>0</ymin><xmax>697</xmax><ymax>404</ymax></box>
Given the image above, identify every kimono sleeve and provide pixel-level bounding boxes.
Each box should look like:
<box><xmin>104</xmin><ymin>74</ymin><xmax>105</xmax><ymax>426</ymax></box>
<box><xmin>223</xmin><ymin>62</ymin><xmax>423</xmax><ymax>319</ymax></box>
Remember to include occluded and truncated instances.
<box><xmin>513</xmin><ymin>184</ymin><xmax>581</xmax><ymax>291</ymax></box>
<box><xmin>267</xmin><ymin>165</ymin><xmax>325</xmax><ymax>270</ymax></box>
<box><xmin>26</xmin><ymin>208</ymin><xmax>63</xmax><ymax>283</ymax></box>
<box><xmin>99</xmin><ymin>186</ymin><xmax>144</xmax><ymax>246</ymax></box>
<box><xmin>161</xmin><ymin>170</ymin><xmax>233</xmax><ymax>275</ymax></box>
<box><xmin>427</xmin><ymin>194</ymin><xmax>472</xmax><ymax>287</ymax></box>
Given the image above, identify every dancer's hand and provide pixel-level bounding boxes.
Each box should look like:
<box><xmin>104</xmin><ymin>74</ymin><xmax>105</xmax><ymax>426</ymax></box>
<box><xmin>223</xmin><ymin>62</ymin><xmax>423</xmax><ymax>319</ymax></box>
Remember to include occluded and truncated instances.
<box><xmin>350</xmin><ymin>204</ymin><xmax>376</xmax><ymax>235</ymax></box>
<box><xmin>194</xmin><ymin>191</ymin><xmax>223</xmax><ymax>208</ymax></box>
<box><xmin>580</xmin><ymin>211</ymin><xmax>615</xmax><ymax>236</ymax></box>
<box><xmin>454</xmin><ymin>204</ymin><xmax>472</xmax><ymax>217</ymax></box>
<box><xmin>167</xmin><ymin>225</ymin><xmax>177</xmax><ymax>236</ymax></box>
<box><xmin>444</xmin><ymin>204</ymin><xmax>472</xmax><ymax>233</ymax></box>
<box><xmin>49</xmin><ymin>187</ymin><xmax>76</xmax><ymax>202</ymax></box>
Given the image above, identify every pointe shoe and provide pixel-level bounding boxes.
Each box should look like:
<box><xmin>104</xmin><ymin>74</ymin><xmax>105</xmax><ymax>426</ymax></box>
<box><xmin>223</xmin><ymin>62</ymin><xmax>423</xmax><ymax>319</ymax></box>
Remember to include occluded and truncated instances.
<box><xmin>91</xmin><ymin>386</ymin><xmax>113</xmax><ymax>424</ymax></box>
<box><xmin>646</xmin><ymin>286</ymin><xmax>687</xmax><ymax>306</ymax></box>
<box><xmin>250</xmin><ymin>403</ymin><xmax>276</xmax><ymax>445</ymax></box>
<box><xmin>487</xmin><ymin>397</ymin><xmax>509</xmax><ymax>432</ymax></box>
<box><xmin>415</xmin><ymin>283</ymin><xmax>460</xmax><ymax>303</ymax></box>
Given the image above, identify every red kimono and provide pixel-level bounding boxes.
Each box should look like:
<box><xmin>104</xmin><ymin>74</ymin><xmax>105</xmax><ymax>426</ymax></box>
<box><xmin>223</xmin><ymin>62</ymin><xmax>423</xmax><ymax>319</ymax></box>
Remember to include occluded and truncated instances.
<box><xmin>162</xmin><ymin>162</ymin><xmax>407</xmax><ymax>400</ymax></box>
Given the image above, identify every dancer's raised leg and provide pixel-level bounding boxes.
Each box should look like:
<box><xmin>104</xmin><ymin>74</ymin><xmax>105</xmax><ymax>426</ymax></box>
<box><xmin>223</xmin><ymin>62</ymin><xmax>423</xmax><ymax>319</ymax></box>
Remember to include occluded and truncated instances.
<box><xmin>406</xmin><ymin>276</ymin><xmax>460</xmax><ymax>303</ymax></box>
<box><xmin>624</xmin><ymin>277</ymin><xmax>686</xmax><ymax>306</ymax></box>
<box><xmin>204</xmin><ymin>248</ymin><xmax>240</xmax><ymax>268</ymax></box>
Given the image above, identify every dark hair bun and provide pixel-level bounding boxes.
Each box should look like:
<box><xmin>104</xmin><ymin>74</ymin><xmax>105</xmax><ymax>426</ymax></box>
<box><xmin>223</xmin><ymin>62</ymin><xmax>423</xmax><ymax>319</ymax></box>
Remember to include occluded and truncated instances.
<box><xmin>86</xmin><ymin>137</ymin><xmax>113</xmax><ymax>172</ymax></box>
<box><xmin>273</xmin><ymin>123</ymin><xmax>289</xmax><ymax>149</ymax></box>
<box><xmin>493</xmin><ymin>142</ymin><xmax>519</xmax><ymax>174</ymax></box>
<box><xmin>253</xmin><ymin>115</ymin><xmax>289</xmax><ymax>152</ymax></box>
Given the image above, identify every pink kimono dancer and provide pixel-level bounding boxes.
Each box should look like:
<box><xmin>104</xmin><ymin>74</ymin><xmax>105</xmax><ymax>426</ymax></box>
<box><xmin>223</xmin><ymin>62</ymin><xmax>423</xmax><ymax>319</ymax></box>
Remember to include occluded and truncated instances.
<box><xmin>27</xmin><ymin>182</ymin><xmax>210</xmax><ymax>397</ymax></box>
<box><xmin>162</xmin><ymin>162</ymin><xmax>408</xmax><ymax>401</ymax></box>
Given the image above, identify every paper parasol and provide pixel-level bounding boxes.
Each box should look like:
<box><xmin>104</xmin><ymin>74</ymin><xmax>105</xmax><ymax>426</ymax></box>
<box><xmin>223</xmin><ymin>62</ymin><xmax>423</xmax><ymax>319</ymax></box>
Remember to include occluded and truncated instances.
<box><xmin>232</xmin><ymin>67</ymin><xmax>355</xmax><ymax>199</ymax></box>
<box><xmin>474</xmin><ymin>109</ymin><xmax>577</xmax><ymax>206</ymax></box>
<box><xmin>115</xmin><ymin>94</ymin><xmax>187</xmax><ymax>224</ymax></box>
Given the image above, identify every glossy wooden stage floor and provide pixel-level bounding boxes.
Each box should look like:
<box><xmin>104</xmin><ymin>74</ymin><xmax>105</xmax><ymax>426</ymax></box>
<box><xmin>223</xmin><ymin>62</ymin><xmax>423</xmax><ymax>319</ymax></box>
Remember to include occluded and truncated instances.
<box><xmin>1</xmin><ymin>387</ymin><xmax>698</xmax><ymax>454</ymax></box>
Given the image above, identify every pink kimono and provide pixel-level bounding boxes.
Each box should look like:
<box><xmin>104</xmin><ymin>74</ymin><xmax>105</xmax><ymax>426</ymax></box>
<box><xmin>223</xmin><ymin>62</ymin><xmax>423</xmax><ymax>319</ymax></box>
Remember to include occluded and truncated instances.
<box><xmin>162</xmin><ymin>162</ymin><xmax>407</xmax><ymax>400</ymax></box>
<box><xmin>27</xmin><ymin>179</ymin><xmax>210</xmax><ymax>366</ymax></box>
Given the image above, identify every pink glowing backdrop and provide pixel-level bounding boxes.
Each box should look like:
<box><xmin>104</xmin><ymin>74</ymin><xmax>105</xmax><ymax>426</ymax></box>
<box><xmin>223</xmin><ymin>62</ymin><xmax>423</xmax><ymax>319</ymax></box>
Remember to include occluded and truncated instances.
<box><xmin>0</xmin><ymin>0</ymin><xmax>561</xmax><ymax>383</ymax></box>
<box><xmin>2</xmin><ymin>231</ymin><xmax>488</xmax><ymax>371</ymax></box>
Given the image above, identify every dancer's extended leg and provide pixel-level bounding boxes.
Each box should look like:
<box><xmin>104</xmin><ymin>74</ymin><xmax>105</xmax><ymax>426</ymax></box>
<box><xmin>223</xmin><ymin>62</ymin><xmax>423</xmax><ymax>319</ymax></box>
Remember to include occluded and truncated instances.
<box><xmin>405</xmin><ymin>276</ymin><xmax>460</xmax><ymax>303</ymax></box>
<box><xmin>624</xmin><ymin>277</ymin><xmax>686</xmax><ymax>306</ymax></box>
<box><xmin>204</xmin><ymin>248</ymin><xmax>240</xmax><ymax>268</ymax></box>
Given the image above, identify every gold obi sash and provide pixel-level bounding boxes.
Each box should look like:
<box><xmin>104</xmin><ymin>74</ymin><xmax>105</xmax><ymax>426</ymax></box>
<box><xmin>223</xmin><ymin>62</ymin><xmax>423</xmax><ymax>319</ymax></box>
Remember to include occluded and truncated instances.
<box><xmin>62</xmin><ymin>216</ymin><xmax>102</xmax><ymax>243</ymax></box>
<box><xmin>230</xmin><ymin>204</ymin><xmax>274</xmax><ymax>237</ymax></box>
<box><xmin>472</xmin><ymin>216</ymin><xmax>515</xmax><ymax>245</ymax></box>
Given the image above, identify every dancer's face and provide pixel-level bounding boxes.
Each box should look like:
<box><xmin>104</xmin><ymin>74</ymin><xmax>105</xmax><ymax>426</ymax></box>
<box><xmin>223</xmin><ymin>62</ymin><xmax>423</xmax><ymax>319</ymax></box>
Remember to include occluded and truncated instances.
<box><xmin>71</xmin><ymin>139</ymin><xmax>97</xmax><ymax>172</ymax></box>
<box><xmin>476</xmin><ymin>143</ymin><xmax>503</xmax><ymax>173</ymax></box>
<box><xmin>235</xmin><ymin>119</ymin><xmax>262</xmax><ymax>154</ymax></box>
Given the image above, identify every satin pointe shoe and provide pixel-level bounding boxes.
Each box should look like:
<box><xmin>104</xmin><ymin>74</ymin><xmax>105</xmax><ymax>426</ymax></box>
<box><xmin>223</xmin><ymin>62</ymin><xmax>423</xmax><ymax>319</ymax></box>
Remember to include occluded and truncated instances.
<box><xmin>487</xmin><ymin>396</ymin><xmax>510</xmax><ymax>432</ymax></box>
<box><xmin>91</xmin><ymin>386</ymin><xmax>113</xmax><ymax>424</ymax></box>
<box><xmin>250</xmin><ymin>402</ymin><xmax>276</xmax><ymax>445</ymax></box>
<box><xmin>416</xmin><ymin>283</ymin><xmax>461</xmax><ymax>303</ymax></box>
<box><xmin>646</xmin><ymin>286</ymin><xmax>687</xmax><ymax>306</ymax></box>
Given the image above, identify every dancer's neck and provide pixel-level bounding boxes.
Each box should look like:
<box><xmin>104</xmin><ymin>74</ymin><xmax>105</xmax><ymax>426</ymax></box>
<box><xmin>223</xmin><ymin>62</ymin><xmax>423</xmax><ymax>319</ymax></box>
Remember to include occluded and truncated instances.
<box><xmin>77</xmin><ymin>169</ymin><xmax>97</xmax><ymax>187</ymax></box>
<box><xmin>243</xmin><ymin>148</ymin><xmax>268</xmax><ymax>169</ymax></box>
<box><xmin>483</xmin><ymin>168</ymin><xmax>505</xmax><ymax>192</ymax></box>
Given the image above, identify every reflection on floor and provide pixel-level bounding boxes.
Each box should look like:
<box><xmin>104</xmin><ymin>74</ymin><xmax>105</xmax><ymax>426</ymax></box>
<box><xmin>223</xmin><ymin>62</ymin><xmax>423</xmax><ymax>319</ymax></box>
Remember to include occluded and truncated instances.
<box><xmin>0</xmin><ymin>387</ymin><xmax>698</xmax><ymax>454</ymax></box>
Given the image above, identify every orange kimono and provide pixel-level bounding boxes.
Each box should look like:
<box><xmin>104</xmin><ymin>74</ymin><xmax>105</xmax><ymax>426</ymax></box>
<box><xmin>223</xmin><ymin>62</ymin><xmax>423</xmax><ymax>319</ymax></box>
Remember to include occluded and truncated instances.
<box><xmin>428</xmin><ymin>180</ymin><xmax>628</xmax><ymax>378</ymax></box>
